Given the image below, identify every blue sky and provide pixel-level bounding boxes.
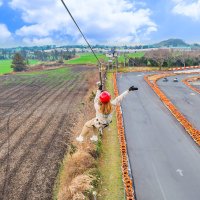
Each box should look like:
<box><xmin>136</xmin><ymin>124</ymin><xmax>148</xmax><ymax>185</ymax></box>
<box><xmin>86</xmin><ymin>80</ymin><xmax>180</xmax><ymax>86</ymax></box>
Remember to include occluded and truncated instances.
<box><xmin>0</xmin><ymin>0</ymin><xmax>200</xmax><ymax>47</ymax></box>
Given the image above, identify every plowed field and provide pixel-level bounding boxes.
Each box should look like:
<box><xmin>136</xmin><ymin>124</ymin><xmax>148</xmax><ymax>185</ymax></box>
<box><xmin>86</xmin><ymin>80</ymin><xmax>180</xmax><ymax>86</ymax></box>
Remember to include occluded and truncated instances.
<box><xmin>0</xmin><ymin>65</ymin><xmax>97</xmax><ymax>200</ymax></box>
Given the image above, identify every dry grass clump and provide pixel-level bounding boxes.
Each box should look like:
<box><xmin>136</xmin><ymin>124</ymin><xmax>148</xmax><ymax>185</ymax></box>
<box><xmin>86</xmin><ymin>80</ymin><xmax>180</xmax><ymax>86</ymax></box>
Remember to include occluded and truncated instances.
<box><xmin>59</xmin><ymin>174</ymin><xmax>94</xmax><ymax>200</ymax></box>
<box><xmin>72</xmin><ymin>192</ymin><xmax>85</xmax><ymax>200</ymax></box>
<box><xmin>70</xmin><ymin>150</ymin><xmax>95</xmax><ymax>176</ymax></box>
<box><xmin>55</xmin><ymin>74</ymin><xmax>101</xmax><ymax>200</ymax></box>
<box><xmin>57</xmin><ymin>149</ymin><xmax>97</xmax><ymax>200</ymax></box>
<box><xmin>69</xmin><ymin>174</ymin><xmax>94</xmax><ymax>195</ymax></box>
<box><xmin>56</xmin><ymin>131</ymin><xmax>100</xmax><ymax>200</ymax></box>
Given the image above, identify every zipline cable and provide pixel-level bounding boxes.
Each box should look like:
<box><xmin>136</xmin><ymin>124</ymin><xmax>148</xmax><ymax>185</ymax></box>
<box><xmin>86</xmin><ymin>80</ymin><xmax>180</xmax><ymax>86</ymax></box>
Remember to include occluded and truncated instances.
<box><xmin>60</xmin><ymin>0</ymin><xmax>103</xmax><ymax>85</ymax></box>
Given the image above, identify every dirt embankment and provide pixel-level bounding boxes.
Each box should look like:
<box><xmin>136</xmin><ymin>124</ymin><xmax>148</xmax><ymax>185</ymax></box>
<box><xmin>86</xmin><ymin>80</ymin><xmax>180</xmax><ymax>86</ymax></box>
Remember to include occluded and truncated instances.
<box><xmin>0</xmin><ymin>65</ymin><xmax>98</xmax><ymax>200</ymax></box>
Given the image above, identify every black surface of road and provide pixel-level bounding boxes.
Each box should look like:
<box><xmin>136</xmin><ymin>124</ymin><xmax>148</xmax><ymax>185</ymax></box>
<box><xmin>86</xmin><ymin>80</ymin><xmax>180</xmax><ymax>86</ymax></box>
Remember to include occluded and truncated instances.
<box><xmin>117</xmin><ymin>72</ymin><xmax>200</xmax><ymax>200</ymax></box>
<box><xmin>158</xmin><ymin>74</ymin><xmax>200</xmax><ymax>130</ymax></box>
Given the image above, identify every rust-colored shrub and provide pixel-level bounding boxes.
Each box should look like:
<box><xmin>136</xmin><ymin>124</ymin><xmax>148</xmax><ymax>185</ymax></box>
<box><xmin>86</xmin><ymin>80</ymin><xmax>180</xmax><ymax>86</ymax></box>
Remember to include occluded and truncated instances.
<box><xmin>113</xmin><ymin>74</ymin><xmax>135</xmax><ymax>200</ymax></box>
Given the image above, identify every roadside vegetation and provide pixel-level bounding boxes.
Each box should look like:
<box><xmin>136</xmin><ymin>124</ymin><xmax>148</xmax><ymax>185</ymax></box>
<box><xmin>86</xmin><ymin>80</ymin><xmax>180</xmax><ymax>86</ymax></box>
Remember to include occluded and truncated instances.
<box><xmin>54</xmin><ymin>82</ymin><xmax>101</xmax><ymax>200</ymax></box>
<box><xmin>141</xmin><ymin>49</ymin><xmax>200</xmax><ymax>69</ymax></box>
<box><xmin>98</xmin><ymin>72</ymin><xmax>124</xmax><ymax>200</ymax></box>
<box><xmin>54</xmin><ymin>71</ymin><xmax>124</xmax><ymax>200</ymax></box>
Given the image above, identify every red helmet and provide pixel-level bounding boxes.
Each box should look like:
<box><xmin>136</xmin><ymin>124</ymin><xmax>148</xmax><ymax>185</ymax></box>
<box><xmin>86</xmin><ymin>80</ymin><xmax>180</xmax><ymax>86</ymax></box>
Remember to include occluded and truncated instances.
<box><xmin>99</xmin><ymin>91</ymin><xmax>111</xmax><ymax>103</ymax></box>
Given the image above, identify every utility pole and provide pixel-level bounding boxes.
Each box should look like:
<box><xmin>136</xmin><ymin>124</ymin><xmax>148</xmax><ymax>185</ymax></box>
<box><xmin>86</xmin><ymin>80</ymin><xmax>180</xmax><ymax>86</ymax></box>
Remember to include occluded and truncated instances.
<box><xmin>124</xmin><ymin>52</ymin><xmax>128</xmax><ymax>68</ymax></box>
<box><xmin>115</xmin><ymin>55</ymin><xmax>119</xmax><ymax>69</ymax></box>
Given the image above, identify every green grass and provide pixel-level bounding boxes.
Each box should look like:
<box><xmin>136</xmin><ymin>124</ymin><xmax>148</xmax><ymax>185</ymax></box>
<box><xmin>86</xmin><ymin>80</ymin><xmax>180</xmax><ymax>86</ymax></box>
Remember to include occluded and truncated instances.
<box><xmin>0</xmin><ymin>59</ymin><xmax>40</xmax><ymax>75</ymax></box>
<box><xmin>118</xmin><ymin>52</ymin><xmax>144</xmax><ymax>62</ymax></box>
<box><xmin>28</xmin><ymin>59</ymin><xmax>40</xmax><ymax>65</ymax></box>
<box><xmin>19</xmin><ymin>67</ymin><xmax>73</xmax><ymax>79</ymax></box>
<box><xmin>3</xmin><ymin>67</ymin><xmax>74</xmax><ymax>87</ymax></box>
<box><xmin>0</xmin><ymin>60</ymin><xmax>13</xmax><ymax>74</ymax></box>
<box><xmin>98</xmin><ymin>73</ymin><xmax>124</xmax><ymax>200</ymax></box>
<box><xmin>65</xmin><ymin>52</ymin><xmax>144</xmax><ymax>65</ymax></box>
<box><xmin>65</xmin><ymin>53</ymin><xmax>108</xmax><ymax>65</ymax></box>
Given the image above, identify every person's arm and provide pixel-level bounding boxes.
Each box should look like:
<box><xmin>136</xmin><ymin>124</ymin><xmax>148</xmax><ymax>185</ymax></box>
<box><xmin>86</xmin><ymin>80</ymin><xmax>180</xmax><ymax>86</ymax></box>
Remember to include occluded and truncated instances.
<box><xmin>94</xmin><ymin>84</ymin><xmax>103</xmax><ymax>110</ymax></box>
<box><xmin>94</xmin><ymin>83</ymin><xmax>103</xmax><ymax>103</ymax></box>
<box><xmin>94</xmin><ymin>89</ymin><xmax>101</xmax><ymax>104</ymax></box>
<box><xmin>111</xmin><ymin>90</ymin><xmax>129</xmax><ymax>106</ymax></box>
<box><xmin>111</xmin><ymin>86</ymin><xmax>138</xmax><ymax>106</ymax></box>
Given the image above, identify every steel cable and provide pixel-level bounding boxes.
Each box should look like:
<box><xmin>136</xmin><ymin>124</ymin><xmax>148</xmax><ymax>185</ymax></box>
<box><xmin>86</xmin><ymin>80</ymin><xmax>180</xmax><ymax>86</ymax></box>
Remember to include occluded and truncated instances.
<box><xmin>60</xmin><ymin>0</ymin><xmax>103</xmax><ymax>85</ymax></box>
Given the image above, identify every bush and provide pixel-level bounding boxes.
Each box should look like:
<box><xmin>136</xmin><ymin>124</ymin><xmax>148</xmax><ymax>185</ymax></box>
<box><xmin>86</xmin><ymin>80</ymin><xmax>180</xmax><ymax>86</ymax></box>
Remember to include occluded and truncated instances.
<box><xmin>11</xmin><ymin>53</ymin><xmax>27</xmax><ymax>72</ymax></box>
<box><xmin>58</xmin><ymin>58</ymin><xmax>64</xmax><ymax>64</ymax></box>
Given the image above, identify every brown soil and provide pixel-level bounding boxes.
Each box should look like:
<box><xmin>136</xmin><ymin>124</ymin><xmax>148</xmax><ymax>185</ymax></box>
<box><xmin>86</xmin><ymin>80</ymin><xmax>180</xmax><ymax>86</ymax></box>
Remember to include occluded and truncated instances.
<box><xmin>0</xmin><ymin>65</ymin><xmax>98</xmax><ymax>200</ymax></box>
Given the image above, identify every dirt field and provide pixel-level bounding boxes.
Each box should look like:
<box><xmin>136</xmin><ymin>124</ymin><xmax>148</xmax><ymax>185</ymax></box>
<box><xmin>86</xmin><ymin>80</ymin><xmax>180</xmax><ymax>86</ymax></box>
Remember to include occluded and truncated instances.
<box><xmin>0</xmin><ymin>65</ymin><xmax>97</xmax><ymax>200</ymax></box>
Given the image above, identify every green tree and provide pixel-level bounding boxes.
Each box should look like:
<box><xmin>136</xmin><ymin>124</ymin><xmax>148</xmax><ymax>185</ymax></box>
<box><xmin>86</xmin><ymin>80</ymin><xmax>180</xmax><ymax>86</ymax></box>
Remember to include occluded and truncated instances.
<box><xmin>57</xmin><ymin>57</ymin><xmax>64</xmax><ymax>64</ymax></box>
<box><xmin>11</xmin><ymin>53</ymin><xmax>27</xmax><ymax>72</ymax></box>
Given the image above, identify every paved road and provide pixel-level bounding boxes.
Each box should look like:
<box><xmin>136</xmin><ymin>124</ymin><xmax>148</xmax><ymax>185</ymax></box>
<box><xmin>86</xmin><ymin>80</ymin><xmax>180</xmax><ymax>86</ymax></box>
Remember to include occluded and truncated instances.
<box><xmin>117</xmin><ymin>72</ymin><xmax>200</xmax><ymax>200</ymax></box>
<box><xmin>158</xmin><ymin>74</ymin><xmax>200</xmax><ymax>130</ymax></box>
<box><xmin>191</xmin><ymin>80</ymin><xmax>200</xmax><ymax>90</ymax></box>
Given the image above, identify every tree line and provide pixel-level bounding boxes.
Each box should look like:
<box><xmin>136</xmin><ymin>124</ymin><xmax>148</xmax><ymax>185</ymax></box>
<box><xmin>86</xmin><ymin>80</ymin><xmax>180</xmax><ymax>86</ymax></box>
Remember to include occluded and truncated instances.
<box><xmin>0</xmin><ymin>49</ymin><xmax>76</xmax><ymax>61</ymax></box>
<box><xmin>128</xmin><ymin>49</ymin><xmax>200</xmax><ymax>69</ymax></box>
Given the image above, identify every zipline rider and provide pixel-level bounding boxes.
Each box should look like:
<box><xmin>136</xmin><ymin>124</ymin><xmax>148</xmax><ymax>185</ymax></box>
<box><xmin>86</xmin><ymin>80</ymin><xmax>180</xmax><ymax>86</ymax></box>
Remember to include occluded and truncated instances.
<box><xmin>76</xmin><ymin>83</ymin><xmax>138</xmax><ymax>142</ymax></box>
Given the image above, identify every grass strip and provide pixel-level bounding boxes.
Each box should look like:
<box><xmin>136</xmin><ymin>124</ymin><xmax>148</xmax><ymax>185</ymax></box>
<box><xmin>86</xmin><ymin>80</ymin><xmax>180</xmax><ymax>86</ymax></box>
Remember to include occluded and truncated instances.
<box><xmin>98</xmin><ymin>72</ymin><xmax>124</xmax><ymax>200</ymax></box>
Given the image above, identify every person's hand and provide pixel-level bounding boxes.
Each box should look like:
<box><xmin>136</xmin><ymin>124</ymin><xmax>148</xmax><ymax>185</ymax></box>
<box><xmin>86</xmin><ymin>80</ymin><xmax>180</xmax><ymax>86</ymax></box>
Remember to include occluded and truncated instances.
<box><xmin>96</xmin><ymin>82</ymin><xmax>103</xmax><ymax>90</ymax></box>
<box><xmin>98</xmin><ymin>84</ymin><xmax>103</xmax><ymax>91</ymax></box>
<box><xmin>129</xmin><ymin>86</ymin><xmax>138</xmax><ymax>91</ymax></box>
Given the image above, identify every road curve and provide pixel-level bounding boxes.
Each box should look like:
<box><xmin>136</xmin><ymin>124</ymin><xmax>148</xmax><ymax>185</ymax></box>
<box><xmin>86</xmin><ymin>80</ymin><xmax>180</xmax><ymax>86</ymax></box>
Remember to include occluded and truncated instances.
<box><xmin>117</xmin><ymin>72</ymin><xmax>200</xmax><ymax>200</ymax></box>
<box><xmin>157</xmin><ymin>74</ymin><xmax>200</xmax><ymax>130</ymax></box>
<box><xmin>191</xmin><ymin>79</ymin><xmax>200</xmax><ymax>90</ymax></box>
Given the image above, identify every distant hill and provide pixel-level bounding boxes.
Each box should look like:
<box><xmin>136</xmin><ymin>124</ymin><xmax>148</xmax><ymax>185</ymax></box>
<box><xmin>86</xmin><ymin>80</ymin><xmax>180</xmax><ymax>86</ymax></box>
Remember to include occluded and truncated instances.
<box><xmin>192</xmin><ymin>43</ymin><xmax>200</xmax><ymax>48</ymax></box>
<box><xmin>1</xmin><ymin>38</ymin><xmax>199</xmax><ymax>51</ymax></box>
<box><xmin>154</xmin><ymin>39</ymin><xmax>189</xmax><ymax>47</ymax></box>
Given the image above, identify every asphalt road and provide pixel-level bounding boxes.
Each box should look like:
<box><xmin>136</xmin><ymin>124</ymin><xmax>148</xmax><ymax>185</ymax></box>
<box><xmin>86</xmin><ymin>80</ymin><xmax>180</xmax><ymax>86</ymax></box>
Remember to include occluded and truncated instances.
<box><xmin>191</xmin><ymin>80</ymin><xmax>200</xmax><ymax>90</ymax></box>
<box><xmin>157</xmin><ymin>74</ymin><xmax>200</xmax><ymax>130</ymax></box>
<box><xmin>117</xmin><ymin>72</ymin><xmax>200</xmax><ymax>200</ymax></box>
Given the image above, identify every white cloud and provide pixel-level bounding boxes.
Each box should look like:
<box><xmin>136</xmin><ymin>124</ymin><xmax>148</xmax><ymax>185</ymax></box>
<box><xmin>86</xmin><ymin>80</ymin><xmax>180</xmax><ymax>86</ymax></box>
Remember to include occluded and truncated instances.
<box><xmin>172</xmin><ymin>0</ymin><xmax>200</xmax><ymax>20</ymax></box>
<box><xmin>10</xmin><ymin>0</ymin><xmax>157</xmax><ymax>44</ymax></box>
<box><xmin>22</xmin><ymin>37</ymin><xmax>54</xmax><ymax>46</ymax></box>
<box><xmin>0</xmin><ymin>0</ymin><xmax>3</xmax><ymax>6</ymax></box>
<box><xmin>0</xmin><ymin>24</ymin><xmax>12</xmax><ymax>40</ymax></box>
<box><xmin>0</xmin><ymin>24</ymin><xmax>13</xmax><ymax>47</ymax></box>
